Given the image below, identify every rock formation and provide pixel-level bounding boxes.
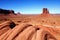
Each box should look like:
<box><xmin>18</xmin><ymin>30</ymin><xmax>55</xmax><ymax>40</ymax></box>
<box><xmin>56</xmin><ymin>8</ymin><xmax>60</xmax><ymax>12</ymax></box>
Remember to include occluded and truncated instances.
<box><xmin>0</xmin><ymin>8</ymin><xmax>60</xmax><ymax>40</ymax></box>
<box><xmin>0</xmin><ymin>8</ymin><xmax>15</xmax><ymax>14</ymax></box>
<box><xmin>41</xmin><ymin>8</ymin><xmax>50</xmax><ymax>17</ymax></box>
<box><xmin>0</xmin><ymin>21</ymin><xmax>60</xmax><ymax>40</ymax></box>
<box><xmin>43</xmin><ymin>8</ymin><xmax>49</xmax><ymax>14</ymax></box>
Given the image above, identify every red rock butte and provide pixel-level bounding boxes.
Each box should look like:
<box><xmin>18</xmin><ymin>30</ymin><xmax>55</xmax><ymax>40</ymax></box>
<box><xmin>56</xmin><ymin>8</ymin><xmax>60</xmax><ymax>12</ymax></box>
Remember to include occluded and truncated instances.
<box><xmin>0</xmin><ymin>8</ymin><xmax>60</xmax><ymax>40</ymax></box>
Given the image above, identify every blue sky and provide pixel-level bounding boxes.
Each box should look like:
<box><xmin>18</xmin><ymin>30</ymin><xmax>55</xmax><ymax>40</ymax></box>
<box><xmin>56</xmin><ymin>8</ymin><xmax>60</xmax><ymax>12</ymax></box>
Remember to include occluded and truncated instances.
<box><xmin>0</xmin><ymin>0</ymin><xmax>60</xmax><ymax>14</ymax></box>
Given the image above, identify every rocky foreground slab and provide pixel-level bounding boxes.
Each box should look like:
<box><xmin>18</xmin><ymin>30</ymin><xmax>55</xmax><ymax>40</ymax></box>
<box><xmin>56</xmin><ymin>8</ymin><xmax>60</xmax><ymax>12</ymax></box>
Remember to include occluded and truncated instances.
<box><xmin>0</xmin><ymin>21</ymin><xmax>60</xmax><ymax>40</ymax></box>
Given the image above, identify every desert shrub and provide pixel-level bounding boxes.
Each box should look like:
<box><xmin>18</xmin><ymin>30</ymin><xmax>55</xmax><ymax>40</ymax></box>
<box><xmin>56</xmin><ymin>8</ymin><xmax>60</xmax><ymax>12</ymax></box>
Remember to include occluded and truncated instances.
<box><xmin>9</xmin><ymin>22</ymin><xmax>16</xmax><ymax>29</ymax></box>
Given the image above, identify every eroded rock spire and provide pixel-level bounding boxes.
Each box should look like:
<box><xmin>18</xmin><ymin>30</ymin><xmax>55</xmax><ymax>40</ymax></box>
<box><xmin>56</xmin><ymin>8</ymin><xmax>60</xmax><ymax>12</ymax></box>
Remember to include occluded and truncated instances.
<box><xmin>43</xmin><ymin>8</ymin><xmax>49</xmax><ymax>14</ymax></box>
<box><xmin>41</xmin><ymin>8</ymin><xmax>50</xmax><ymax>17</ymax></box>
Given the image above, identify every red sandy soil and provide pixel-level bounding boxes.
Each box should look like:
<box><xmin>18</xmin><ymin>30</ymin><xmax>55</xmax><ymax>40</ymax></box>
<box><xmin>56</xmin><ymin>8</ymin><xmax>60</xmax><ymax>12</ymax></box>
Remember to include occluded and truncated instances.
<box><xmin>0</xmin><ymin>8</ymin><xmax>60</xmax><ymax>40</ymax></box>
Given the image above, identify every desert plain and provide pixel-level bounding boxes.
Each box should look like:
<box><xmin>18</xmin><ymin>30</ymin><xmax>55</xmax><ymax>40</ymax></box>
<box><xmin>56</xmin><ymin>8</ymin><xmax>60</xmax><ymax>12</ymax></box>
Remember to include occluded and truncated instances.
<box><xmin>0</xmin><ymin>8</ymin><xmax>60</xmax><ymax>40</ymax></box>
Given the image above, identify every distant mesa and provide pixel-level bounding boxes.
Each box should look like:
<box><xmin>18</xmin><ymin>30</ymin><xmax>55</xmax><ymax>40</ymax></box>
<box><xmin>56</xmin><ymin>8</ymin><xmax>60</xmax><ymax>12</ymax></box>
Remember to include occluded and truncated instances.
<box><xmin>42</xmin><ymin>8</ymin><xmax>49</xmax><ymax>14</ymax></box>
<box><xmin>41</xmin><ymin>8</ymin><xmax>50</xmax><ymax>17</ymax></box>
<box><xmin>17</xmin><ymin>12</ymin><xmax>21</xmax><ymax>14</ymax></box>
<box><xmin>0</xmin><ymin>8</ymin><xmax>15</xmax><ymax>15</ymax></box>
<box><xmin>0</xmin><ymin>8</ymin><xmax>50</xmax><ymax>16</ymax></box>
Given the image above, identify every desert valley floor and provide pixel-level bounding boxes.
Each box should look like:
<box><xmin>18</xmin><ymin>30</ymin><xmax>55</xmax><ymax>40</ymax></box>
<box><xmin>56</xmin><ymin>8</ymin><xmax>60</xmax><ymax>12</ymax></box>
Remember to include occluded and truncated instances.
<box><xmin>0</xmin><ymin>8</ymin><xmax>60</xmax><ymax>40</ymax></box>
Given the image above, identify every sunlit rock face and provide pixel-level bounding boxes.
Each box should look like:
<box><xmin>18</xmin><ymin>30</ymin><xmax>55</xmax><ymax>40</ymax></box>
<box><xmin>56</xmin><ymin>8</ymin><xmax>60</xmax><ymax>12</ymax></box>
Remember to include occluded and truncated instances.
<box><xmin>0</xmin><ymin>8</ymin><xmax>60</xmax><ymax>40</ymax></box>
<box><xmin>43</xmin><ymin>8</ymin><xmax>49</xmax><ymax>14</ymax></box>
<box><xmin>41</xmin><ymin>8</ymin><xmax>51</xmax><ymax>17</ymax></box>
